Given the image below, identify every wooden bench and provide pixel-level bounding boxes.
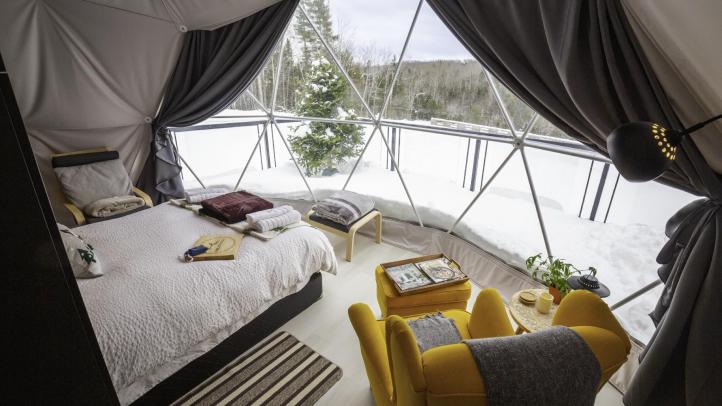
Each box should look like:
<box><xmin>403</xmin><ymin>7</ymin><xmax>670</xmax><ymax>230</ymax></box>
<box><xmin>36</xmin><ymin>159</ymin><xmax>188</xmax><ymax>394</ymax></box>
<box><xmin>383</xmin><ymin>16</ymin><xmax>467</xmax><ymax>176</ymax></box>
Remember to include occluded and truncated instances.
<box><xmin>305</xmin><ymin>209</ymin><xmax>382</xmax><ymax>262</ymax></box>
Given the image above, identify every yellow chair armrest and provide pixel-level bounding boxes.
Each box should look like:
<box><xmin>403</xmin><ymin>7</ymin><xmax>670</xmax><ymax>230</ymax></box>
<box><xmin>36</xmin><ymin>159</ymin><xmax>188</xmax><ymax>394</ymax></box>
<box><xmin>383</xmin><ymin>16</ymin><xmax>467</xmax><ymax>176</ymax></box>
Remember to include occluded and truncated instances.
<box><xmin>570</xmin><ymin>326</ymin><xmax>630</xmax><ymax>388</ymax></box>
<box><xmin>387</xmin><ymin>315</ymin><xmax>426</xmax><ymax>405</ymax></box>
<box><xmin>468</xmin><ymin>288</ymin><xmax>515</xmax><ymax>339</ymax></box>
<box><xmin>132</xmin><ymin>187</ymin><xmax>153</xmax><ymax>207</ymax></box>
<box><xmin>553</xmin><ymin>290</ymin><xmax>631</xmax><ymax>354</ymax></box>
<box><xmin>64</xmin><ymin>203</ymin><xmax>86</xmax><ymax>225</ymax></box>
<box><xmin>348</xmin><ymin>303</ymin><xmax>393</xmax><ymax>404</ymax></box>
<box><xmin>422</xmin><ymin>343</ymin><xmax>487</xmax><ymax>399</ymax></box>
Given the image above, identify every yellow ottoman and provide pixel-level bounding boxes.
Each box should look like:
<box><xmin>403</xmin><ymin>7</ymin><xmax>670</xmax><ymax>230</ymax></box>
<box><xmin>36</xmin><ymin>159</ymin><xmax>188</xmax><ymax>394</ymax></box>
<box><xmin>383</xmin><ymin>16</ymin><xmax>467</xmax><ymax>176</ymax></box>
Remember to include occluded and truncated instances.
<box><xmin>375</xmin><ymin>265</ymin><xmax>472</xmax><ymax>317</ymax></box>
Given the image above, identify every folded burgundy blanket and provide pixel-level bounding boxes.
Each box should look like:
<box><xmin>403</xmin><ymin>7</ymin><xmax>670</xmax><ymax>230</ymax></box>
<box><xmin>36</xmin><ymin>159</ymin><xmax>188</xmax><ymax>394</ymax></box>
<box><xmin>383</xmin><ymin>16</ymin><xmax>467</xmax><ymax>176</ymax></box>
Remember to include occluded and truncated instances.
<box><xmin>200</xmin><ymin>191</ymin><xmax>273</xmax><ymax>224</ymax></box>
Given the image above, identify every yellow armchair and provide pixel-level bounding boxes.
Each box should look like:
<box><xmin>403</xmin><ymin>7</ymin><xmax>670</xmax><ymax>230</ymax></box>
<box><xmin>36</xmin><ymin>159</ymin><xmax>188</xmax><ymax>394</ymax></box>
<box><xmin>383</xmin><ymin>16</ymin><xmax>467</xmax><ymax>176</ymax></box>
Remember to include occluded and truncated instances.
<box><xmin>348</xmin><ymin>289</ymin><xmax>630</xmax><ymax>406</ymax></box>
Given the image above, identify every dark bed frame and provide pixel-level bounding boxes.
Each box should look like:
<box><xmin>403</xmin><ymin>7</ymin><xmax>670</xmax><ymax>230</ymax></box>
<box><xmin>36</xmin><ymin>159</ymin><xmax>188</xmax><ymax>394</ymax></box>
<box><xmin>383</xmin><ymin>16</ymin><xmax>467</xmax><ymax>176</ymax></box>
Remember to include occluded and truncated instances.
<box><xmin>132</xmin><ymin>272</ymin><xmax>323</xmax><ymax>405</ymax></box>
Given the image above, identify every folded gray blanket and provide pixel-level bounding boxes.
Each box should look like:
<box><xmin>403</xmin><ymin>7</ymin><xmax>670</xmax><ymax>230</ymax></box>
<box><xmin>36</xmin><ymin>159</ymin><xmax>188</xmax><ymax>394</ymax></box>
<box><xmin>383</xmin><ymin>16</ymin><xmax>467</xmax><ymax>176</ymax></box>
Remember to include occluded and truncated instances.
<box><xmin>464</xmin><ymin>326</ymin><xmax>600</xmax><ymax>406</ymax></box>
<box><xmin>312</xmin><ymin>191</ymin><xmax>374</xmax><ymax>225</ymax></box>
<box><xmin>408</xmin><ymin>313</ymin><xmax>462</xmax><ymax>353</ymax></box>
<box><xmin>84</xmin><ymin>195</ymin><xmax>145</xmax><ymax>217</ymax></box>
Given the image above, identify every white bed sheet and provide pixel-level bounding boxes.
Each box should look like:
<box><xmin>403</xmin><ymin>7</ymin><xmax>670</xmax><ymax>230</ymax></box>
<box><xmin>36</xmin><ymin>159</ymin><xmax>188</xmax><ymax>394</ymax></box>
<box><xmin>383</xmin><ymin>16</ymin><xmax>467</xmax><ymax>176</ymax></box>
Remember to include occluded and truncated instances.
<box><xmin>74</xmin><ymin>203</ymin><xmax>337</xmax><ymax>404</ymax></box>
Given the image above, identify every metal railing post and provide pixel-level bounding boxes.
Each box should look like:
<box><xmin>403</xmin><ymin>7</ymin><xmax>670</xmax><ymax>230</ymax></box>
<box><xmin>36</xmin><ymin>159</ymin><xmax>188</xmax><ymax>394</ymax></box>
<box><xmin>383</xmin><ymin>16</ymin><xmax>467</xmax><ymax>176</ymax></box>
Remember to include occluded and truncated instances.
<box><xmin>589</xmin><ymin>163</ymin><xmax>610</xmax><ymax>221</ymax></box>
<box><xmin>257</xmin><ymin>124</ymin><xmax>264</xmax><ymax>170</ymax></box>
<box><xmin>234</xmin><ymin>121</ymin><xmax>270</xmax><ymax>191</ymax></box>
<box><xmin>604</xmin><ymin>173</ymin><xmax>621</xmax><ymax>223</ymax></box>
<box><xmin>579</xmin><ymin>161</ymin><xmax>594</xmax><ymax>218</ymax></box>
<box><xmin>448</xmin><ymin>148</ymin><xmax>518</xmax><ymax>233</ymax></box>
<box><xmin>390</xmin><ymin>127</ymin><xmax>397</xmax><ymax>172</ymax></box>
<box><xmin>480</xmin><ymin>140</ymin><xmax>489</xmax><ymax>186</ymax></box>
<box><xmin>377</xmin><ymin>125</ymin><xmax>424</xmax><ymax>226</ymax></box>
<box><xmin>462</xmin><ymin>138</ymin><xmax>471</xmax><ymax>188</ymax></box>
<box><xmin>469</xmin><ymin>139</ymin><xmax>481</xmax><ymax>192</ymax></box>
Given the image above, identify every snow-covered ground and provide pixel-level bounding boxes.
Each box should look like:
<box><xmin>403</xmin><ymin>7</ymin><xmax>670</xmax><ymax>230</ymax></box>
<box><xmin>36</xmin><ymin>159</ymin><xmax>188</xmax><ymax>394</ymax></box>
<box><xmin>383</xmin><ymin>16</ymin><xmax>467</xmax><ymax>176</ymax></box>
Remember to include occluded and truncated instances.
<box><xmin>175</xmin><ymin>112</ymin><xmax>697</xmax><ymax>343</ymax></box>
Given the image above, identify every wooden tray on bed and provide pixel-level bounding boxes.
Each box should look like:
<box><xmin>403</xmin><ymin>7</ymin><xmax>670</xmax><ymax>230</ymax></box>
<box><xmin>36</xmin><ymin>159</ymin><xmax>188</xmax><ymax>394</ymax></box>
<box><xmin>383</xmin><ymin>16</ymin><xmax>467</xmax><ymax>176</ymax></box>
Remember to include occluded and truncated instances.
<box><xmin>191</xmin><ymin>234</ymin><xmax>243</xmax><ymax>261</ymax></box>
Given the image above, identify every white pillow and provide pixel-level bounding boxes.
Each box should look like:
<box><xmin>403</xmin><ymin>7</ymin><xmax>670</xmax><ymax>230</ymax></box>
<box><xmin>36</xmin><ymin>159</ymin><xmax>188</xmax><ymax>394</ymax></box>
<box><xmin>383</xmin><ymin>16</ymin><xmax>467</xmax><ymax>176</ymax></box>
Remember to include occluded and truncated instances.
<box><xmin>57</xmin><ymin>223</ymin><xmax>103</xmax><ymax>278</ymax></box>
<box><xmin>53</xmin><ymin>158</ymin><xmax>133</xmax><ymax>210</ymax></box>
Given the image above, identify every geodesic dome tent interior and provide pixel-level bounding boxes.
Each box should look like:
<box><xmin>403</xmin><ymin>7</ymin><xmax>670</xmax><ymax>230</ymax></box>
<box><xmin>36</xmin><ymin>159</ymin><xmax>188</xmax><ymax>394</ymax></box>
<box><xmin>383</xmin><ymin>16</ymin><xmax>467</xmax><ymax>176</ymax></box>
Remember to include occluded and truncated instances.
<box><xmin>2</xmin><ymin>0</ymin><xmax>721</xmax><ymax>404</ymax></box>
<box><xmin>163</xmin><ymin>0</ymin><xmax>712</xmax><ymax>347</ymax></box>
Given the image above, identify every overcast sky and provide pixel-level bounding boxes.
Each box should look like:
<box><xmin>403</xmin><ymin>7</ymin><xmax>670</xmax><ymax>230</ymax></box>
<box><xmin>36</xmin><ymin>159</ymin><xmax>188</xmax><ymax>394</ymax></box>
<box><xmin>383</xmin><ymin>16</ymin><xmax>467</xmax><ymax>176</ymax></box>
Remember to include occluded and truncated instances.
<box><xmin>328</xmin><ymin>0</ymin><xmax>473</xmax><ymax>61</ymax></box>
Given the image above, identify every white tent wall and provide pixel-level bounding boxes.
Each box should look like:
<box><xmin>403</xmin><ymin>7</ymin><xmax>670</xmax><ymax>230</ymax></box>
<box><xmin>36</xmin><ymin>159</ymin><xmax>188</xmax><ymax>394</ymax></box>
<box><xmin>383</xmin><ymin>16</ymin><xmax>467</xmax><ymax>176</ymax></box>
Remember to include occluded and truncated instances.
<box><xmin>623</xmin><ymin>0</ymin><xmax>722</xmax><ymax>175</ymax></box>
<box><xmin>0</xmin><ymin>0</ymin><xmax>281</xmax><ymax>224</ymax></box>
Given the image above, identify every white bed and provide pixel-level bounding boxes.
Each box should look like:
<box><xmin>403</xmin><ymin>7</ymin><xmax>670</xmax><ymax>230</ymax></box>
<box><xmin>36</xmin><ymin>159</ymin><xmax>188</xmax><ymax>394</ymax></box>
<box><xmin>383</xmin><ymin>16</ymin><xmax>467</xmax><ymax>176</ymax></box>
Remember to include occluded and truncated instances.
<box><xmin>74</xmin><ymin>203</ymin><xmax>337</xmax><ymax>404</ymax></box>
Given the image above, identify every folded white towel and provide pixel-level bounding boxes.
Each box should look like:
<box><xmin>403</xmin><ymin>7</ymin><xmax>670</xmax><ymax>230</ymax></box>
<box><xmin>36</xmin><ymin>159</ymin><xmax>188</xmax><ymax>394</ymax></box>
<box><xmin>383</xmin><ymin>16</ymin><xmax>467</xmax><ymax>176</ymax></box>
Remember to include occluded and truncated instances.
<box><xmin>184</xmin><ymin>187</ymin><xmax>229</xmax><ymax>204</ymax></box>
<box><xmin>85</xmin><ymin>195</ymin><xmax>145</xmax><ymax>217</ymax></box>
<box><xmin>226</xmin><ymin>221</ymin><xmax>252</xmax><ymax>233</ymax></box>
<box><xmin>252</xmin><ymin>210</ymin><xmax>302</xmax><ymax>232</ymax></box>
<box><xmin>186</xmin><ymin>187</ymin><xmax>228</xmax><ymax>196</ymax></box>
<box><xmin>245</xmin><ymin>205</ymin><xmax>293</xmax><ymax>224</ymax></box>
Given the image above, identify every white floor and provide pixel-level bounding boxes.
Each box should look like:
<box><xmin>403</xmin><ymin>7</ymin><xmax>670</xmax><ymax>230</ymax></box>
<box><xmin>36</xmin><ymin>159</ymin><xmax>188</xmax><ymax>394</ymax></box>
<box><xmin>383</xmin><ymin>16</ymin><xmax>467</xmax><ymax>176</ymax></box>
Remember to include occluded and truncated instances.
<box><xmin>274</xmin><ymin>233</ymin><xmax>624</xmax><ymax>405</ymax></box>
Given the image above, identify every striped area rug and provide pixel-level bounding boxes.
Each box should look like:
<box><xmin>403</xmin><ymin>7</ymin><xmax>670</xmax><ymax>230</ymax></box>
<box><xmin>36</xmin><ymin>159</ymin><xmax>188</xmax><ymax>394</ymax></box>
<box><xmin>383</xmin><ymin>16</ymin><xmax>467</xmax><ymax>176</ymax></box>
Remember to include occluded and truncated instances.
<box><xmin>173</xmin><ymin>332</ymin><xmax>342</xmax><ymax>406</ymax></box>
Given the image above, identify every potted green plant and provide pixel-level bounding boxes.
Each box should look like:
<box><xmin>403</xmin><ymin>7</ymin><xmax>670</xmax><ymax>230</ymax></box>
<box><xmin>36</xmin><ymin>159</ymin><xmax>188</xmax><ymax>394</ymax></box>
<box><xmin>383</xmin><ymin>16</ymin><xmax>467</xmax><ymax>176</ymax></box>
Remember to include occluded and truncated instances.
<box><xmin>526</xmin><ymin>254</ymin><xmax>597</xmax><ymax>304</ymax></box>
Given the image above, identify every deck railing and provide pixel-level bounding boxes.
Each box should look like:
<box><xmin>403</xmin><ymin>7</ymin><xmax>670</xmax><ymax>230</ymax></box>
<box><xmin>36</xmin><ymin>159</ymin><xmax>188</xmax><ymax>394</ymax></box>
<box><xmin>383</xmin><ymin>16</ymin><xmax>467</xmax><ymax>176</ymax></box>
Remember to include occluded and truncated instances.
<box><xmin>171</xmin><ymin>115</ymin><xmax>621</xmax><ymax>224</ymax></box>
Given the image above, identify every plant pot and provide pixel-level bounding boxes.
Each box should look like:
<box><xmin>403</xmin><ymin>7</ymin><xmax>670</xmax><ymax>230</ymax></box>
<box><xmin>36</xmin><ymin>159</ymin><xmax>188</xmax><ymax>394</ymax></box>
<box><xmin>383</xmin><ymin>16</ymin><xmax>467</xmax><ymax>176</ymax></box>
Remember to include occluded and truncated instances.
<box><xmin>548</xmin><ymin>287</ymin><xmax>562</xmax><ymax>305</ymax></box>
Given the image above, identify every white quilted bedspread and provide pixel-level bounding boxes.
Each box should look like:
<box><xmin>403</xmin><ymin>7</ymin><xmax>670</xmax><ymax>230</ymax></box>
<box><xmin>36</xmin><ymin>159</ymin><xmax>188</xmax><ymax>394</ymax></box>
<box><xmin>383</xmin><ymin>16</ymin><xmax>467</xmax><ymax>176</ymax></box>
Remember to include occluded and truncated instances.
<box><xmin>74</xmin><ymin>203</ymin><xmax>337</xmax><ymax>403</ymax></box>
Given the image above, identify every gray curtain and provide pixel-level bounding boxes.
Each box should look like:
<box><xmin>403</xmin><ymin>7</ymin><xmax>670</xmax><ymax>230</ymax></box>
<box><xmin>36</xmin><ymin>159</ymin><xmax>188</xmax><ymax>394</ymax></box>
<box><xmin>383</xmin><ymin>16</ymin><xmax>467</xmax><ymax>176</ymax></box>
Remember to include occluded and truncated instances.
<box><xmin>425</xmin><ymin>0</ymin><xmax>722</xmax><ymax>404</ymax></box>
<box><xmin>139</xmin><ymin>0</ymin><xmax>299</xmax><ymax>201</ymax></box>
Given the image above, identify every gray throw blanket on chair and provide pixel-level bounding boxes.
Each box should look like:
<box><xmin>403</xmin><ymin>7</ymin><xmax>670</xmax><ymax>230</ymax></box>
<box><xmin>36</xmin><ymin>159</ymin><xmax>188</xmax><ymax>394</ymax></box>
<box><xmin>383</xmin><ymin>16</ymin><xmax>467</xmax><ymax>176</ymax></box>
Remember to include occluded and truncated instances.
<box><xmin>464</xmin><ymin>326</ymin><xmax>600</xmax><ymax>406</ymax></box>
<box><xmin>408</xmin><ymin>313</ymin><xmax>462</xmax><ymax>353</ymax></box>
<box><xmin>312</xmin><ymin>190</ymin><xmax>374</xmax><ymax>225</ymax></box>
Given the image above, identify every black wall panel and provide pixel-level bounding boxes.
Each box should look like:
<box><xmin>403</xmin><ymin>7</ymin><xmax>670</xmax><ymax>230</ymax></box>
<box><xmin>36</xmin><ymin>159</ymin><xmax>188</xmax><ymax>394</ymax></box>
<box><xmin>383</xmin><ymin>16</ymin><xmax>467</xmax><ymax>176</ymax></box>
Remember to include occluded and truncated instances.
<box><xmin>1</xmin><ymin>53</ymin><xmax>118</xmax><ymax>404</ymax></box>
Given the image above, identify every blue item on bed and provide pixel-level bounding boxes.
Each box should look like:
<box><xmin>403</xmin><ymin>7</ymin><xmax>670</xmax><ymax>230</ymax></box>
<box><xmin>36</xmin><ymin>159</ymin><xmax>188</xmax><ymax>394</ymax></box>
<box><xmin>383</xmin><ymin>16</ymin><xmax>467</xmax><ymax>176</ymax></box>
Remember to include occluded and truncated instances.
<box><xmin>184</xmin><ymin>245</ymin><xmax>209</xmax><ymax>262</ymax></box>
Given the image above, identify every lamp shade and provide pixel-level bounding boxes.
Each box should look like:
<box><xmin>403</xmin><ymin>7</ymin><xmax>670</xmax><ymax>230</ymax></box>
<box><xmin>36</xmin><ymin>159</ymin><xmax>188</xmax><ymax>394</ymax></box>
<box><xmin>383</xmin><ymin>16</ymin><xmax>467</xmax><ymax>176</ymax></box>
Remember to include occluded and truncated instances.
<box><xmin>607</xmin><ymin>121</ymin><xmax>680</xmax><ymax>182</ymax></box>
<box><xmin>567</xmin><ymin>274</ymin><xmax>610</xmax><ymax>298</ymax></box>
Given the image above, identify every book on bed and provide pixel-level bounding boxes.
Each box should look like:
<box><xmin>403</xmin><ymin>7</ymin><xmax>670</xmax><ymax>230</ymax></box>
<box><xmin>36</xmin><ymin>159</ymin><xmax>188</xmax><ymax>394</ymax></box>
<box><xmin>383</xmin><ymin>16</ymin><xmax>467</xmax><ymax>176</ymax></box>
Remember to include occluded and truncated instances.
<box><xmin>191</xmin><ymin>234</ymin><xmax>243</xmax><ymax>261</ymax></box>
<box><xmin>381</xmin><ymin>253</ymin><xmax>468</xmax><ymax>295</ymax></box>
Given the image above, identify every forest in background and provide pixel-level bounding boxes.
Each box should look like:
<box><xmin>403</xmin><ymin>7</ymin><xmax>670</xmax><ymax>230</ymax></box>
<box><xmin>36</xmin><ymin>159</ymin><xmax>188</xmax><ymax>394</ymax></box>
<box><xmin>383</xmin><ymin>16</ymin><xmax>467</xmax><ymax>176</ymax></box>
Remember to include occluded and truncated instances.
<box><xmin>232</xmin><ymin>0</ymin><xmax>566</xmax><ymax>139</ymax></box>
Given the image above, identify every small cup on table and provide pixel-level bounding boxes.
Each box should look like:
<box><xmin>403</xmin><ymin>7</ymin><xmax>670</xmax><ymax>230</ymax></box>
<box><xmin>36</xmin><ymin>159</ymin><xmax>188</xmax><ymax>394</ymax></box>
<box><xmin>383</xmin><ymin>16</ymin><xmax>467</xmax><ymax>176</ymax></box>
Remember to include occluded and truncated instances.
<box><xmin>535</xmin><ymin>292</ymin><xmax>553</xmax><ymax>314</ymax></box>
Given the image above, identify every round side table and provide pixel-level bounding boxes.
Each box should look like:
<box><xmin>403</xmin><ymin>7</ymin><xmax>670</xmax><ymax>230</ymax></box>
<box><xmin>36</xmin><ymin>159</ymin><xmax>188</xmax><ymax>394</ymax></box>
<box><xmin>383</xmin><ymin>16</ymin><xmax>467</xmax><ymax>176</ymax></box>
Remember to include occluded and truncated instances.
<box><xmin>509</xmin><ymin>288</ymin><xmax>559</xmax><ymax>334</ymax></box>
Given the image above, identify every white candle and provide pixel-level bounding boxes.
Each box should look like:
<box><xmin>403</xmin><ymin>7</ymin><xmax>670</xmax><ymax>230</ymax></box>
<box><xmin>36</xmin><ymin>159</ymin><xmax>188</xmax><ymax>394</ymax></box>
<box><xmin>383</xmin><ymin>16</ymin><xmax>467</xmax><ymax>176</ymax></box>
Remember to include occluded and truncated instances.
<box><xmin>536</xmin><ymin>292</ymin><xmax>553</xmax><ymax>314</ymax></box>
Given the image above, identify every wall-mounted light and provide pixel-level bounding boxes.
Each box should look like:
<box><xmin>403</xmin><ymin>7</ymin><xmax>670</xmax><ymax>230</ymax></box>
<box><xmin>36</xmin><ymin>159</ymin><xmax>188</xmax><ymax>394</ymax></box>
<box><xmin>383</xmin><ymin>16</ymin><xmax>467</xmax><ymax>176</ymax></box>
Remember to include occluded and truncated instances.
<box><xmin>607</xmin><ymin>114</ymin><xmax>722</xmax><ymax>182</ymax></box>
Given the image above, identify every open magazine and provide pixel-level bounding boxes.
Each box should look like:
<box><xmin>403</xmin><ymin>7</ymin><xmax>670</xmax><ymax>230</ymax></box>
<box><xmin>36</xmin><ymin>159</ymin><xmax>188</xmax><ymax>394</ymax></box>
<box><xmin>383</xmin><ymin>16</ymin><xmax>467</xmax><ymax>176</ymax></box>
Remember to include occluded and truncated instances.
<box><xmin>382</xmin><ymin>254</ymin><xmax>467</xmax><ymax>295</ymax></box>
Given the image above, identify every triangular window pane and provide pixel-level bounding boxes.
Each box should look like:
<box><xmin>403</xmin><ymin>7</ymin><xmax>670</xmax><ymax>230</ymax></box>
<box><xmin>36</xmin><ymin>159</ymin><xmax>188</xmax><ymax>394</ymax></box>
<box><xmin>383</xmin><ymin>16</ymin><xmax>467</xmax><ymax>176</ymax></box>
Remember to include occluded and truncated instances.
<box><xmin>457</xmin><ymin>147</ymin><xmax>549</xmax><ymax>265</ymax></box>
<box><xmin>326</xmin><ymin>0</ymin><xmax>420</xmax><ymax>117</ymax></box>
<box><xmin>280</xmin><ymin>4</ymin><xmax>373</xmax><ymax>120</ymax></box>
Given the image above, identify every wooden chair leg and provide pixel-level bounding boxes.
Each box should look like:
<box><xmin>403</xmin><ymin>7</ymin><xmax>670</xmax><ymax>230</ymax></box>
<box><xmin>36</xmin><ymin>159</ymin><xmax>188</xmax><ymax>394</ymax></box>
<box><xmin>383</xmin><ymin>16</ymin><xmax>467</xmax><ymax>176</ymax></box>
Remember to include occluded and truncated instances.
<box><xmin>346</xmin><ymin>232</ymin><xmax>355</xmax><ymax>262</ymax></box>
<box><xmin>374</xmin><ymin>213</ymin><xmax>382</xmax><ymax>244</ymax></box>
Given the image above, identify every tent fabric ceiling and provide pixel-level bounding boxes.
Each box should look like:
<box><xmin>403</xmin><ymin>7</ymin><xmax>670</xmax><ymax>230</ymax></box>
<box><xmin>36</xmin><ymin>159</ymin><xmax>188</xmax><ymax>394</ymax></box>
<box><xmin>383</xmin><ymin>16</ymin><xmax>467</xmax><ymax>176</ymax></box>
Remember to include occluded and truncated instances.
<box><xmin>623</xmin><ymin>0</ymin><xmax>722</xmax><ymax>175</ymax></box>
<box><xmin>83</xmin><ymin>0</ymin><xmax>281</xmax><ymax>31</ymax></box>
<box><xmin>0</xmin><ymin>0</ymin><xmax>280</xmax><ymax>224</ymax></box>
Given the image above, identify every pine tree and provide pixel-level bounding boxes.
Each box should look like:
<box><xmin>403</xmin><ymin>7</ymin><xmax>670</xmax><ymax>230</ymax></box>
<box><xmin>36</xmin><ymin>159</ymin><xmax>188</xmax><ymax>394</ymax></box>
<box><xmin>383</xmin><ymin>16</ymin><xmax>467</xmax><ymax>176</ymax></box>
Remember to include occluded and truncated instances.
<box><xmin>289</xmin><ymin>58</ymin><xmax>364</xmax><ymax>176</ymax></box>
<box><xmin>294</xmin><ymin>0</ymin><xmax>337</xmax><ymax>68</ymax></box>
